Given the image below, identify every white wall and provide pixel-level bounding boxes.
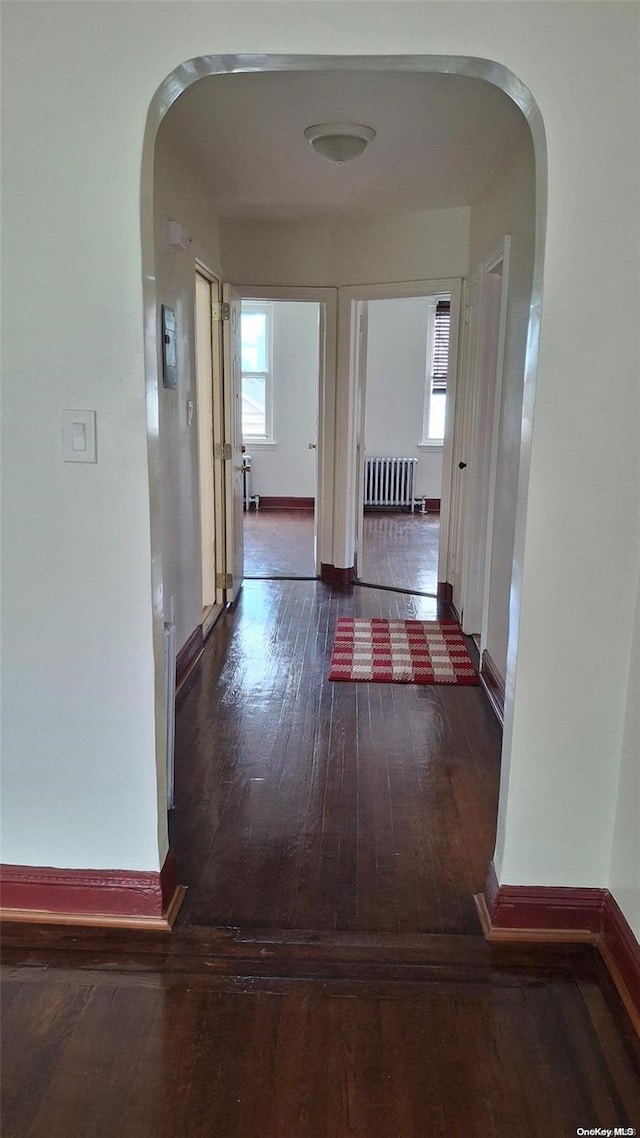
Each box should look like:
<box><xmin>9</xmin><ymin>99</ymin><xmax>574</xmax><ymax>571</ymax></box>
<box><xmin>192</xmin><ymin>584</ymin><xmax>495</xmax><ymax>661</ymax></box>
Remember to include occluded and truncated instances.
<box><xmin>469</xmin><ymin>128</ymin><xmax>536</xmax><ymax>682</ymax></box>
<box><xmin>365</xmin><ymin>298</ymin><xmax>442</xmax><ymax>500</ymax></box>
<box><xmin>222</xmin><ymin>207</ymin><xmax>470</xmax><ymax>286</ymax></box>
<box><xmin>1</xmin><ymin>2</ymin><xmax>638</xmax><ymax>946</ymax></box>
<box><xmin>247</xmin><ymin>302</ymin><xmax>319</xmax><ymax>498</ymax></box>
<box><xmin>154</xmin><ymin>128</ymin><xmax>223</xmax><ymax>652</ymax></box>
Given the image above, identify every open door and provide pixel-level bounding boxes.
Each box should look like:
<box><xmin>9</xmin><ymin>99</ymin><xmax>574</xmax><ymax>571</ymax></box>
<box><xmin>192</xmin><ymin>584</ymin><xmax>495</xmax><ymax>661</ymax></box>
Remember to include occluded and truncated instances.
<box><xmin>195</xmin><ymin>269</ymin><xmax>227</xmax><ymax>631</ymax></box>
<box><xmin>458</xmin><ymin>239</ymin><xmax>511</xmax><ymax>639</ymax></box>
<box><xmin>449</xmin><ymin>273</ymin><xmax>479</xmax><ymax>616</ymax></box>
<box><xmin>353</xmin><ymin>301</ymin><xmax>369</xmax><ymax>578</ymax></box>
<box><xmin>222</xmin><ymin>282</ymin><xmax>244</xmax><ymax>603</ymax></box>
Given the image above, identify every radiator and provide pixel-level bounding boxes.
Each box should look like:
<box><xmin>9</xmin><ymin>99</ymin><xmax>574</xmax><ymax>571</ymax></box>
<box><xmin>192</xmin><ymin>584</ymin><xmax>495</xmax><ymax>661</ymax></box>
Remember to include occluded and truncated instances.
<box><xmin>364</xmin><ymin>456</ymin><xmax>418</xmax><ymax>510</ymax></box>
<box><xmin>164</xmin><ymin>622</ymin><xmax>176</xmax><ymax>810</ymax></box>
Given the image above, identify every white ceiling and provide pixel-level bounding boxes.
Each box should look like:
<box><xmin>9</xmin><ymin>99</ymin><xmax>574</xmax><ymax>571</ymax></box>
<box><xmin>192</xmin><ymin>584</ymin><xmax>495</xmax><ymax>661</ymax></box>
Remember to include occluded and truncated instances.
<box><xmin>160</xmin><ymin>69</ymin><xmax>529</xmax><ymax>223</ymax></box>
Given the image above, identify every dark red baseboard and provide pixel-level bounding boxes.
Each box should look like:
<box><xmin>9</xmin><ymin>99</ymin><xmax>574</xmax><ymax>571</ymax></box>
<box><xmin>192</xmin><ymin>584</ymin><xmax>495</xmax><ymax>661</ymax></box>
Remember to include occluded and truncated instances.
<box><xmin>480</xmin><ymin>650</ymin><xmax>506</xmax><ymax>724</ymax></box>
<box><xmin>437</xmin><ymin>581</ymin><xmax>453</xmax><ymax>603</ymax></box>
<box><xmin>477</xmin><ymin>863</ymin><xmax>640</xmax><ymax>1031</ymax></box>
<box><xmin>480</xmin><ymin>864</ymin><xmax>605</xmax><ymax>934</ymax></box>
<box><xmin>176</xmin><ymin>626</ymin><xmax>204</xmax><ymax>693</ymax></box>
<box><xmin>321</xmin><ymin>563</ymin><xmax>355</xmax><ymax>587</ymax></box>
<box><xmin>258</xmin><ymin>497</ymin><xmax>315</xmax><ymax>511</ymax></box>
<box><xmin>600</xmin><ymin>893</ymin><xmax>640</xmax><ymax>1026</ymax></box>
<box><xmin>0</xmin><ymin>851</ymin><xmax>185</xmax><ymax>930</ymax></box>
<box><xmin>423</xmin><ymin>498</ymin><xmax>441</xmax><ymax>513</ymax></box>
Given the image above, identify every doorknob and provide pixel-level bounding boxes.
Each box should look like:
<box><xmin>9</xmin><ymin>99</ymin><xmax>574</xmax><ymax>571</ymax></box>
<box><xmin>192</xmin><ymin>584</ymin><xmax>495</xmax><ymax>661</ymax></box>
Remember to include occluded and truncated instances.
<box><xmin>458</xmin><ymin>461</ymin><xmax>467</xmax><ymax>469</ymax></box>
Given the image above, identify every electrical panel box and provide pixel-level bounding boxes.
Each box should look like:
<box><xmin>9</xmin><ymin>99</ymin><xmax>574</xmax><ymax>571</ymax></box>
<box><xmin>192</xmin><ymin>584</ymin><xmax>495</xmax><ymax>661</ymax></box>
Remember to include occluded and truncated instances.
<box><xmin>162</xmin><ymin>305</ymin><xmax>177</xmax><ymax>389</ymax></box>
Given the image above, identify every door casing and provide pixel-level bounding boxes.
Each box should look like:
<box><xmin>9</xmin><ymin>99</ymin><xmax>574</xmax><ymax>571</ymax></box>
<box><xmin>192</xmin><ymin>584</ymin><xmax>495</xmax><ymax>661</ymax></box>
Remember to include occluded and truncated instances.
<box><xmin>341</xmin><ymin>278</ymin><xmax>462</xmax><ymax>588</ymax></box>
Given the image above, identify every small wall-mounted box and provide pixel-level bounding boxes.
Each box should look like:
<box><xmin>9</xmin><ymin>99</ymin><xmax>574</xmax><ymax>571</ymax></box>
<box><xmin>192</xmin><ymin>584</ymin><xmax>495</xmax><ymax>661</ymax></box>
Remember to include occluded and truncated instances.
<box><xmin>162</xmin><ymin>305</ymin><xmax>178</xmax><ymax>389</ymax></box>
<box><xmin>62</xmin><ymin>410</ymin><xmax>97</xmax><ymax>463</ymax></box>
<box><xmin>167</xmin><ymin>219</ymin><xmax>188</xmax><ymax>250</ymax></box>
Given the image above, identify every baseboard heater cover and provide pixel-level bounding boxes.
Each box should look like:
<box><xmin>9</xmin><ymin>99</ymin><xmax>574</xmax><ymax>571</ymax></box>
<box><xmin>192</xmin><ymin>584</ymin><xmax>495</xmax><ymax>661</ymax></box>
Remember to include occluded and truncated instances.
<box><xmin>364</xmin><ymin>456</ymin><xmax>417</xmax><ymax>510</ymax></box>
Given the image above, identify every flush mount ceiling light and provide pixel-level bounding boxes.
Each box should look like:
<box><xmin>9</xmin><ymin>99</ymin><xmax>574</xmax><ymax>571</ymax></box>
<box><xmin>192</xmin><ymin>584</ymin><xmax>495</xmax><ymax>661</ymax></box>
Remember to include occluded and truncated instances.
<box><xmin>304</xmin><ymin>122</ymin><xmax>376</xmax><ymax>165</ymax></box>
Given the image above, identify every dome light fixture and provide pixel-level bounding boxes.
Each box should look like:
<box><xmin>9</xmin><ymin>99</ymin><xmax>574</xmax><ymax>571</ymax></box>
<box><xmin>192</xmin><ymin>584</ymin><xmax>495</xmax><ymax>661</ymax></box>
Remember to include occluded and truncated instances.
<box><xmin>304</xmin><ymin>122</ymin><xmax>376</xmax><ymax>166</ymax></box>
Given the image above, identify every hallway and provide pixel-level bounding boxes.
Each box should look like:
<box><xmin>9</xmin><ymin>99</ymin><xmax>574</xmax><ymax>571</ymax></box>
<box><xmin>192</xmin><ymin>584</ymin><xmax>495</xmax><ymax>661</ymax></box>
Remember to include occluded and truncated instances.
<box><xmin>172</xmin><ymin>578</ymin><xmax>499</xmax><ymax>931</ymax></box>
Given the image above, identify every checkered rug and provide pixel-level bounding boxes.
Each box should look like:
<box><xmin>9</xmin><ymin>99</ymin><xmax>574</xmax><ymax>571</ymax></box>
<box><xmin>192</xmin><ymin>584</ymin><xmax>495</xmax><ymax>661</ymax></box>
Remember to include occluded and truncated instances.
<box><xmin>328</xmin><ymin>618</ymin><xmax>479</xmax><ymax>685</ymax></box>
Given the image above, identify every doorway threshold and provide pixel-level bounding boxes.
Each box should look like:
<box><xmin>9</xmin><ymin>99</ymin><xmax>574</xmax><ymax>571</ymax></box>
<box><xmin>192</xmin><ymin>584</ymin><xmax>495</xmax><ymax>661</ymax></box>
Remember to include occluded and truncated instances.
<box><xmin>356</xmin><ymin>580</ymin><xmax>438</xmax><ymax>600</ymax></box>
<box><xmin>244</xmin><ymin>574</ymin><xmax>318</xmax><ymax>582</ymax></box>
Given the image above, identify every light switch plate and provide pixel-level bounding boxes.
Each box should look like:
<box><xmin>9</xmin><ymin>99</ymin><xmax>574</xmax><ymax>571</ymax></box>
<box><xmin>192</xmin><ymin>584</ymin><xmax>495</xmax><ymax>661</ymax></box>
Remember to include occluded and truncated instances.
<box><xmin>62</xmin><ymin>410</ymin><xmax>97</xmax><ymax>463</ymax></box>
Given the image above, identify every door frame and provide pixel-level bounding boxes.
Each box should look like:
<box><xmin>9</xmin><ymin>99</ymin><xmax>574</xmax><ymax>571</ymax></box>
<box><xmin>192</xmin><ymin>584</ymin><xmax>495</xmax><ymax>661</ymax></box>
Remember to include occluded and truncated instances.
<box><xmin>194</xmin><ymin>263</ymin><xmax>227</xmax><ymax>635</ymax></box>
<box><xmin>235</xmin><ymin>285</ymin><xmax>338</xmax><ymax>577</ymax></box>
<box><xmin>339</xmin><ymin>278</ymin><xmax>462</xmax><ymax>589</ymax></box>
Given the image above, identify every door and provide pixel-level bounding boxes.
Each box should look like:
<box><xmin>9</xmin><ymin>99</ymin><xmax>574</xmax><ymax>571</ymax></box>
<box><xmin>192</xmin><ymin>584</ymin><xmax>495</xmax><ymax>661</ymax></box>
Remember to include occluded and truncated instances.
<box><xmin>195</xmin><ymin>270</ymin><xmax>218</xmax><ymax>614</ymax></box>
<box><xmin>222</xmin><ymin>282</ymin><xmax>244</xmax><ymax>603</ymax></box>
<box><xmin>353</xmin><ymin>301</ymin><xmax>369</xmax><ymax>578</ymax></box>
<box><xmin>449</xmin><ymin>274</ymin><xmax>479</xmax><ymax>614</ymax></box>
<box><xmin>461</xmin><ymin>265</ymin><xmax>502</xmax><ymax>634</ymax></box>
<box><xmin>452</xmin><ymin>238</ymin><xmax>511</xmax><ymax>639</ymax></box>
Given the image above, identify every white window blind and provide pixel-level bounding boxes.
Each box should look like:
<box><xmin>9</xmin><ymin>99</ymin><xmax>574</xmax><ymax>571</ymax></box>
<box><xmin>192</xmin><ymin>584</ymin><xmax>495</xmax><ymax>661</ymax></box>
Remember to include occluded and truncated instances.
<box><xmin>431</xmin><ymin>300</ymin><xmax>450</xmax><ymax>394</ymax></box>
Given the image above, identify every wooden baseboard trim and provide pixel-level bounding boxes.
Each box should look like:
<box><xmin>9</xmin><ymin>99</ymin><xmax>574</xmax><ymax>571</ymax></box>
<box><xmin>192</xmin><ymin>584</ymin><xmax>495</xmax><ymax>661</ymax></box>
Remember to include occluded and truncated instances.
<box><xmin>437</xmin><ymin>581</ymin><xmax>453</xmax><ymax>603</ymax></box>
<box><xmin>321</xmin><ymin>563</ymin><xmax>355</xmax><ymax>587</ymax></box>
<box><xmin>600</xmin><ymin>892</ymin><xmax>640</xmax><ymax>1032</ymax></box>
<box><xmin>176</xmin><ymin>625</ymin><xmax>204</xmax><ymax>693</ymax></box>
<box><xmin>480</xmin><ymin>650</ymin><xmax>506</xmax><ymax>724</ymax></box>
<box><xmin>423</xmin><ymin>498</ymin><xmax>441</xmax><ymax>513</ymax></box>
<box><xmin>0</xmin><ymin>852</ymin><xmax>185</xmax><ymax>931</ymax></box>
<box><xmin>473</xmin><ymin>893</ymin><xmax>598</xmax><ymax>945</ymax></box>
<box><xmin>478</xmin><ymin>862</ymin><xmax>640</xmax><ymax>1031</ymax></box>
<box><xmin>257</xmin><ymin>496</ymin><xmax>315</xmax><ymax>511</ymax></box>
<box><xmin>0</xmin><ymin>892</ymin><xmax>186</xmax><ymax>931</ymax></box>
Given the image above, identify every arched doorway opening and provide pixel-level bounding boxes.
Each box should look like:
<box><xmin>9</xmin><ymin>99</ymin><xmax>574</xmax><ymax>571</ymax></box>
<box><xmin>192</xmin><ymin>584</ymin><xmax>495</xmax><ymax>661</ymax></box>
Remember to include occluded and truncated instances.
<box><xmin>140</xmin><ymin>54</ymin><xmax>546</xmax><ymax>901</ymax></box>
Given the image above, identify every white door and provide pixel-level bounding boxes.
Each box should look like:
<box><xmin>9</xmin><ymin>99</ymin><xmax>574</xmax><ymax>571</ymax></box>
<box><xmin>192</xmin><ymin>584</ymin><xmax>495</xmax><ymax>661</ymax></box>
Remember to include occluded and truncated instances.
<box><xmin>461</xmin><ymin>267</ymin><xmax>502</xmax><ymax>634</ymax></box>
<box><xmin>455</xmin><ymin>238</ymin><xmax>511</xmax><ymax>639</ymax></box>
<box><xmin>449</xmin><ymin>280</ymin><xmax>477</xmax><ymax>611</ymax></box>
<box><xmin>222</xmin><ymin>283</ymin><xmax>244</xmax><ymax>603</ymax></box>
<box><xmin>195</xmin><ymin>271</ymin><xmax>217</xmax><ymax>612</ymax></box>
<box><xmin>353</xmin><ymin>301</ymin><xmax>369</xmax><ymax>578</ymax></box>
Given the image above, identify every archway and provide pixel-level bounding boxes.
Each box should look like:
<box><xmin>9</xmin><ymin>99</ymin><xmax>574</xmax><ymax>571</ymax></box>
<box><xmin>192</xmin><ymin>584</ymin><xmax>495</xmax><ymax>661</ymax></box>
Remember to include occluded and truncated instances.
<box><xmin>140</xmin><ymin>54</ymin><xmax>547</xmax><ymax>884</ymax></box>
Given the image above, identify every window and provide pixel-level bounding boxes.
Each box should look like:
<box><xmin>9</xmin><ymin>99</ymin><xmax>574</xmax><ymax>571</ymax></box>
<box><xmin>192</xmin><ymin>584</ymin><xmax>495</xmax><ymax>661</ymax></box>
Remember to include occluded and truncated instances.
<box><xmin>241</xmin><ymin>302</ymin><xmax>273</xmax><ymax>440</ymax></box>
<box><xmin>422</xmin><ymin>298</ymin><xmax>451</xmax><ymax>443</ymax></box>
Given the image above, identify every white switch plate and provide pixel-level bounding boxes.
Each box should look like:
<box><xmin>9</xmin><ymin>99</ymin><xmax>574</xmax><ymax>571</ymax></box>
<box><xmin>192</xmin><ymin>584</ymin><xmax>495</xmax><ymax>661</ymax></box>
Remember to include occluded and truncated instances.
<box><xmin>62</xmin><ymin>410</ymin><xmax>97</xmax><ymax>463</ymax></box>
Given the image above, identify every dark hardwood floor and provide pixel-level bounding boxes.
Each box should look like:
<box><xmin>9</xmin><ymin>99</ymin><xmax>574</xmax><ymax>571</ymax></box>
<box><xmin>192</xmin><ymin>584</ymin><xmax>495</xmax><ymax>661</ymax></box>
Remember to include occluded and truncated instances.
<box><xmin>172</xmin><ymin>579</ymin><xmax>497</xmax><ymax>932</ymax></box>
<box><xmin>244</xmin><ymin>508</ymin><xmax>440</xmax><ymax>594</ymax></box>
<box><xmin>3</xmin><ymin>576</ymin><xmax>639</xmax><ymax>1136</ymax></box>
<box><xmin>244</xmin><ymin>508</ymin><xmax>316</xmax><ymax>577</ymax></box>
<box><xmin>2</xmin><ymin>928</ymin><xmax>639</xmax><ymax>1137</ymax></box>
<box><xmin>361</xmin><ymin>508</ymin><xmax>440</xmax><ymax>594</ymax></box>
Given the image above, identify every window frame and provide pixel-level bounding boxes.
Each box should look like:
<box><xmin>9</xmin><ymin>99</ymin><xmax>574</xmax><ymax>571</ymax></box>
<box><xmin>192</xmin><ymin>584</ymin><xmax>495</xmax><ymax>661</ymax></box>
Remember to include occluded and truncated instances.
<box><xmin>241</xmin><ymin>300</ymin><xmax>274</xmax><ymax>443</ymax></box>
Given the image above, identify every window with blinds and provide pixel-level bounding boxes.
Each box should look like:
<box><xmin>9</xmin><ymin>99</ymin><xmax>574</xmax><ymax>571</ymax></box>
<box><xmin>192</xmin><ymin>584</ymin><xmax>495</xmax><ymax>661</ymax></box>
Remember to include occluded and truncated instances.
<box><xmin>421</xmin><ymin>295</ymin><xmax>451</xmax><ymax>443</ymax></box>
<box><xmin>431</xmin><ymin>300</ymin><xmax>450</xmax><ymax>394</ymax></box>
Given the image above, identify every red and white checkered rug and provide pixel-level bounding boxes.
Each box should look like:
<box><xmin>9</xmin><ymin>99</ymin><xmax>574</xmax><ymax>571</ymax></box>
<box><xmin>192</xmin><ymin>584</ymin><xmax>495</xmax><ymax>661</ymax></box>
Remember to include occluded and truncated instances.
<box><xmin>328</xmin><ymin>618</ymin><xmax>479</xmax><ymax>685</ymax></box>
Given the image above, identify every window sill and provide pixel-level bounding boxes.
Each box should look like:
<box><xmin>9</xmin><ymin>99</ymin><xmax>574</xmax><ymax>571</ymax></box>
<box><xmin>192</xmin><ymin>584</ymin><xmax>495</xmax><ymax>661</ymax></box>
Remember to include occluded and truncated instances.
<box><xmin>243</xmin><ymin>440</ymin><xmax>278</xmax><ymax>448</ymax></box>
<box><xmin>418</xmin><ymin>441</ymin><xmax>444</xmax><ymax>451</ymax></box>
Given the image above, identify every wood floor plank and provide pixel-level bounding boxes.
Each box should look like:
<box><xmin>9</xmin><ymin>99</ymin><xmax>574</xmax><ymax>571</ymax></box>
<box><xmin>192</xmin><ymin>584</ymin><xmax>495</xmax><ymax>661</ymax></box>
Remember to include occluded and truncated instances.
<box><xmin>1</xmin><ymin>980</ymin><xmax>94</xmax><ymax>1138</ymax></box>
<box><xmin>2</xmin><ymin>953</ymin><xmax>639</xmax><ymax>1138</ymax></box>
